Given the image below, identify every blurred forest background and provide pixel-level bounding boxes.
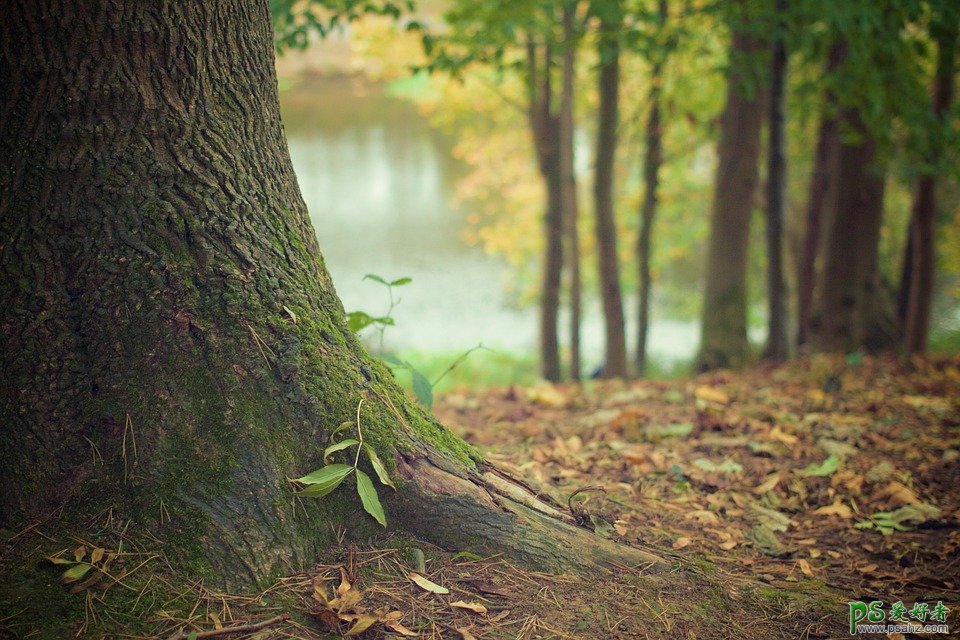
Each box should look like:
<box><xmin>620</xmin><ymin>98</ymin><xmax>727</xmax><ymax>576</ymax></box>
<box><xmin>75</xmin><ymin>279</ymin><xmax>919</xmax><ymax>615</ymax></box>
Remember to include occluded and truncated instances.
<box><xmin>270</xmin><ymin>0</ymin><xmax>960</xmax><ymax>387</ymax></box>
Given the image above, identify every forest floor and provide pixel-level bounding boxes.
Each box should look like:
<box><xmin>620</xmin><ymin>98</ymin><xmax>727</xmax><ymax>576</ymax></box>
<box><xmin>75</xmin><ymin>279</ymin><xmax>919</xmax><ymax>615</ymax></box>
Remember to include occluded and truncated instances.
<box><xmin>3</xmin><ymin>354</ymin><xmax>958</xmax><ymax>639</ymax></box>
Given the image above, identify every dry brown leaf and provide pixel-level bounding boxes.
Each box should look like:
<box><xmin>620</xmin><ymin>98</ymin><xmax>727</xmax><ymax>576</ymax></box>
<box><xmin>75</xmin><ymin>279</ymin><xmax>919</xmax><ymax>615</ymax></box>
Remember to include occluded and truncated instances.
<box><xmin>813</xmin><ymin>501</ymin><xmax>853</xmax><ymax>519</ymax></box>
<box><xmin>452</xmin><ymin>600</ymin><xmax>488</xmax><ymax>615</ymax></box>
<box><xmin>796</xmin><ymin>538</ymin><xmax>817</xmax><ymax>545</ymax></box>
<box><xmin>687</xmin><ymin>510</ymin><xmax>720</xmax><ymax>525</ymax></box>
<box><xmin>337</xmin><ymin>567</ymin><xmax>353</xmax><ymax>597</ymax></box>
<box><xmin>90</xmin><ymin>548</ymin><xmax>105</xmax><ymax>564</ymax></box>
<box><xmin>384</xmin><ymin>619</ymin><xmax>418</xmax><ymax>636</ymax></box>
<box><xmin>797</xmin><ymin>559</ymin><xmax>814</xmax><ymax>577</ymax></box>
<box><xmin>457</xmin><ymin>627</ymin><xmax>478</xmax><ymax>640</ymax></box>
<box><xmin>753</xmin><ymin>473</ymin><xmax>781</xmax><ymax>495</ymax></box>
<box><xmin>408</xmin><ymin>572</ymin><xmax>449</xmax><ymax>594</ymax></box>
<box><xmin>879</xmin><ymin>481</ymin><xmax>920</xmax><ymax>506</ymax></box>
<box><xmin>672</xmin><ymin>536</ymin><xmax>692</xmax><ymax>550</ymax></box>
<box><xmin>768</xmin><ymin>426</ymin><xmax>798</xmax><ymax>446</ymax></box>
<box><xmin>73</xmin><ymin>545</ymin><xmax>86</xmax><ymax>562</ymax></box>
<box><xmin>695</xmin><ymin>386</ymin><xmax>730</xmax><ymax>405</ymax></box>
<box><xmin>488</xmin><ymin>610</ymin><xmax>510</xmax><ymax>623</ymax></box>
<box><xmin>719</xmin><ymin>540</ymin><xmax>737</xmax><ymax>550</ymax></box>
<box><xmin>344</xmin><ymin>614</ymin><xmax>378</xmax><ymax>636</ymax></box>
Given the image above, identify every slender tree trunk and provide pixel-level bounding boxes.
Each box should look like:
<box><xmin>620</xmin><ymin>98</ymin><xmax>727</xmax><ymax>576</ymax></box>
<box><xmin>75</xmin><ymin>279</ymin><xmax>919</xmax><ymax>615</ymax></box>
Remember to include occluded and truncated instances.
<box><xmin>560</xmin><ymin>1</ymin><xmax>582</xmax><ymax>380</ymax></box>
<box><xmin>527</xmin><ymin>41</ymin><xmax>564</xmax><ymax>381</ymax></box>
<box><xmin>696</xmin><ymin>28</ymin><xmax>765</xmax><ymax>371</ymax></box>
<box><xmin>904</xmin><ymin>9</ymin><xmax>958</xmax><ymax>354</ymax></box>
<box><xmin>807</xmin><ymin>109</ymin><xmax>886</xmax><ymax>352</ymax></box>
<box><xmin>796</xmin><ymin>45</ymin><xmax>842</xmax><ymax>348</ymax></box>
<box><xmin>593</xmin><ymin>0</ymin><xmax>628</xmax><ymax>378</ymax></box>
<box><xmin>1</xmin><ymin>0</ymin><xmax>661</xmax><ymax>591</ymax></box>
<box><xmin>763</xmin><ymin>0</ymin><xmax>789</xmax><ymax>361</ymax></box>
<box><xmin>636</xmin><ymin>0</ymin><xmax>667</xmax><ymax>376</ymax></box>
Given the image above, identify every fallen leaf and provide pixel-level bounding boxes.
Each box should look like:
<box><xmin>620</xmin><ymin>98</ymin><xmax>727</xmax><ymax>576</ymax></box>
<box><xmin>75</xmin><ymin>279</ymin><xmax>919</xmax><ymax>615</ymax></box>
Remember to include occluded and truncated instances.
<box><xmin>90</xmin><ymin>548</ymin><xmax>105</xmax><ymax>564</ymax></box>
<box><xmin>672</xmin><ymin>536</ymin><xmax>692</xmax><ymax>550</ymax></box>
<box><xmin>451</xmin><ymin>601</ymin><xmax>487</xmax><ymax>615</ymax></box>
<box><xmin>457</xmin><ymin>627</ymin><xmax>478</xmax><ymax>640</ymax></box>
<box><xmin>345</xmin><ymin>614</ymin><xmax>378</xmax><ymax>636</ymax></box>
<box><xmin>797</xmin><ymin>559</ymin><xmax>814</xmax><ymax>577</ymax></box>
<box><xmin>408</xmin><ymin>572</ymin><xmax>449</xmax><ymax>594</ymax></box>
<box><xmin>753</xmin><ymin>473</ymin><xmax>781</xmax><ymax>495</ymax></box>
<box><xmin>769</xmin><ymin>426</ymin><xmax>798</xmax><ymax>446</ymax></box>
<box><xmin>813</xmin><ymin>501</ymin><xmax>853</xmax><ymax>519</ymax></box>
<box><xmin>879</xmin><ymin>481</ymin><xmax>920</xmax><ymax>506</ymax></box>
<box><xmin>695</xmin><ymin>386</ymin><xmax>730</xmax><ymax>405</ymax></box>
<box><xmin>488</xmin><ymin>610</ymin><xmax>510</xmax><ymax>622</ymax></box>
<box><xmin>384</xmin><ymin>619</ymin><xmax>418</xmax><ymax>636</ymax></box>
<box><xmin>687</xmin><ymin>510</ymin><xmax>720</xmax><ymax>525</ymax></box>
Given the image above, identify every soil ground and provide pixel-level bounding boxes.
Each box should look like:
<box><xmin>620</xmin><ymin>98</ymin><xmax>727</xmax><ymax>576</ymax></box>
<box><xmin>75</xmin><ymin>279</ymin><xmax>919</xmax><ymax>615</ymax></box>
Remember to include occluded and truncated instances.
<box><xmin>2</xmin><ymin>354</ymin><xmax>957</xmax><ymax>638</ymax></box>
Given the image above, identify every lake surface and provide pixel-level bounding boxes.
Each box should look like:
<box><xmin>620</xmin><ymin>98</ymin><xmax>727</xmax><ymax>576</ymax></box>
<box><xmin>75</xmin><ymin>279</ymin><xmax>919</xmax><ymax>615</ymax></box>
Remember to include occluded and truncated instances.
<box><xmin>280</xmin><ymin>76</ymin><xmax>699</xmax><ymax>368</ymax></box>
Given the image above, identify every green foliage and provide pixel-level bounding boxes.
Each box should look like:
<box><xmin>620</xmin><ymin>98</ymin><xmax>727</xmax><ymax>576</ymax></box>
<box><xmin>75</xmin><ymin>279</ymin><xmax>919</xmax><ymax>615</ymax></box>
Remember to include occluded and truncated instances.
<box><xmin>271</xmin><ymin>0</ymin><xmax>415</xmax><ymax>52</ymax></box>
<box><xmin>294</xmin><ymin>404</ymin><xmax>395</xmax><ymax>527</ymax></box>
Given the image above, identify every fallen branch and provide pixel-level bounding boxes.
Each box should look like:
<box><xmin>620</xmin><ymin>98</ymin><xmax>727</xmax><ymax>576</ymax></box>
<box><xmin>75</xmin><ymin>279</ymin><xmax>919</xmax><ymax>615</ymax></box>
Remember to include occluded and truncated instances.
<box><xmin>166</xmin><ymin>613</ymin><xmax>289</xmax><ymax>640</ymax></box>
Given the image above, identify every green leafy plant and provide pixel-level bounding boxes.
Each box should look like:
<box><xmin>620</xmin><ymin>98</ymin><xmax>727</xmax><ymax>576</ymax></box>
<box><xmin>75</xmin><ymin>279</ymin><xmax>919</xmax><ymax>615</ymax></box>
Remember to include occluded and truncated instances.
<box><xmin>346</xmin><ymin>274</ymin><xmax>411</xmax><ymax>354</ymax></box>
<box><xmin>293</xmin><ymin>399</ymin><xmax>395</xmax><ymax>526</ymax></box>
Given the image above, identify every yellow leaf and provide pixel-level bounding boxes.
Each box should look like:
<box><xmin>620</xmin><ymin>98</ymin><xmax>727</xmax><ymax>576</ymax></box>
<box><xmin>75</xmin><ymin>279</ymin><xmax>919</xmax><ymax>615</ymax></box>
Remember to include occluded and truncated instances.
<box><xmin>719</xmin><ymin>540</ymin><xmax>737</xmax><ymax>550</ymax></box>
<box><xmin>345</xmin><ymin>614</ymin><xmax>378</xmax><ymax>636</ymax></box>
<box><xmin>813</xmin><ymin>501</ymin><xmax>853</xmax><ymax>519</ymax></box>
<box><xmin>384</xmin><ymin>619</ymin><xmax>418</xmax><ymax>636</ymax></box>
<box><xmin>451</xmin><ymin>601</ymin><xmax>487</xmax><ymax>615</ymax></box>
<box><xmin>695</xmin><ymin>386</ymin><xmax>729</xmax><ymax>405</ymax></box>
<box><xmin>686</xmin><ymin>510</ymin><xmax>720</xmax><ymax>525</ymax></box>
<box><xmin>879</xmin><ymin>481</ymin><xmax>920</xmax><ymax>506</ymax></box>
<box><xmin>797</xmin><ymin>559</ymin><xmax>814</xmax><ymax>577</ymax></box>
<box><xmin>768</xmin><ymin>427</ymin><xmax>798</xmax><ymax>446</ymax></box>
<box><xmin>672</xmin><ymin>536</ymin><xmax>692</xmax><ymax>550</ymax></box>
<box><xmin>408</xmin><ymin>572</ymin><xmax>449</xmax><ymax>594</ymax></box>
<box><xmin>90</xmin><ymin>548</ymin><xmax>105</xmax><ymax>565</ymax></box>
<box><xmin>753</xmin><ymin>473</ymin><xmax>781</xmax><ymax>495</ymax></box>
<box><xmin>74</xmin><ymin>545</ymin><xmax>86</xmax><ymax>562</ymax></box>
<box><xmin>457</xmin><ymin>628</ymin><xmax>478</xmax><ymax>640</ymax></box>
<box><xmin>337</xmin><ymin>567</ymin><xmax>352</xmax><ymax>597</ymax></box>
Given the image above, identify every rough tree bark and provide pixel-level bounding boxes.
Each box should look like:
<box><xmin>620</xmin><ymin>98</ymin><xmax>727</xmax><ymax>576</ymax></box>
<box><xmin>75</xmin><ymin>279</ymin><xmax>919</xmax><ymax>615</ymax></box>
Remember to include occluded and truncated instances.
<box><xmin>807</xmin><ymin>110</ymin><xmax>887</xmax><ymax>352</ymax></box>
<box><xmin>796</xmin><ymin>45</ymin><xmax>842</xmax><ymax>348</ymax></box>
<box><xmin>636</xmin><ymin>0</ymin><xmax>668</xmax><ymax>376</ymax></box>
<box><xmin>696</xmin><ymin>27</ymin><xmax>765</xmax><ymax>371</ymax></box>
<box><xmin>762</xmin><ymin>0</ymin><xmax>789</xmax><ymax>361</ymax></box>
<box><xmin>560</xmin><ymin>1</ymin><xmax>582</xmax><ymax>380</ymax></box>
<box><xmin>593</xmin><ymin>0</ymin><xmax>628</xmax><ymax>378</ymax></box>
<box><xmin>526</xmin><ymin>40</ymin><xmax>564</xmax><ymax>381</ymax></box>
<box><xmin>0</xmin><ymin>0</ymin><xmax>661</xmax><ymax>590</ymax></box>
<box><xmin>903</xmin><ymin>7</ymin><xmax>958</xmax><ymax>354</ymax></box>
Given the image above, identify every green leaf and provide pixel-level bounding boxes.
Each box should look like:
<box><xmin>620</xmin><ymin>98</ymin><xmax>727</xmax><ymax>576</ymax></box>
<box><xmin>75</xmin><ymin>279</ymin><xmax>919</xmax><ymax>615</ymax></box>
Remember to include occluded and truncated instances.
<box><xmin>804</xmin><ymin>454</ymin><xmax>841</xmax><ymax>477</ymax></box>
<box><xmin>363</xmin><ymin>273</ymin><xmax>389</xmax><ymax>286</ymax></box>
<box><xmin>411</xmin><ymin>369</ymin><xmax>434</xmax><ymax>408</ymax></box>
<box><xmin>381</xmin><ymin>354</ymin><xmax>406</xmax><ymax>367</ymax></box>
<box><xmin>324</xmin><ymin>439</ymin><xmax>360</xmax><ymax>459</ymax></box>
<box><xmin>347</xmin><ymin>311</ymin><xmax>375</xmax><ymax>333</ymax></box>
<box><xmin>330</xmin><ymin>420</ymin><xmax>354</xmax><ymax>439</ymax></box>
<box><xmin>60</xmin><ymin>563</ymin><xmax>94</xmax><ymax>584</ymax></box>
<box><xmin>296</xmin><ymin>464</ymin><xmax>354</xmax><ymax>500</ymax></box>
<box><xmin>356</xmin><ymin>469</ymin><xmax>386</xmax><ymax>527</ymax></box>
<box><xmin>389</xmin><ymin>277</ymin><xmax>412</xmax><ymax>286</ymax></box>
<box><xmin>47</xmin><ymin>555</ymin><xmax>74</xmax><ymax>565</ymax></box>
<box><xmin>364</xmin><ymin>444</ymin><xmax>396</xmax><ymax>489</ymax></box>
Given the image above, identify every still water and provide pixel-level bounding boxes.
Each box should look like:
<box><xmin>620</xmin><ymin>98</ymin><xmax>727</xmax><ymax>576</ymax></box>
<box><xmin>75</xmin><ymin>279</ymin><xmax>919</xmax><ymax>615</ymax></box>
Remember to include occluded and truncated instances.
<box><xmin>280</xmin><ymin>76</ymin><xmax>698</xmax><ymax>367</ymax></box>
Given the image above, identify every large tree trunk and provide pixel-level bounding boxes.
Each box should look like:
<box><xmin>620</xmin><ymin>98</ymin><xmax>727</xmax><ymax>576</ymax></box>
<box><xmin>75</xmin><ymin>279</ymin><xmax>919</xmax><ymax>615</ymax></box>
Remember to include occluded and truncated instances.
<box><xmin>763</xmin><ymin>0</ymin><xmax>789</xmax><ymax>361</ymax></box>
<box><xmin>593</xmin><ymin>0</ymin><xmax>628</xmax><ymax>378</ymax></box>
<box><xmin>807</xmin><ymin>110</ymin><xmax>887</xmax><ymax>352</ymax></box>
<box><xmin>696</xmin><ymin>28</ymin><xmax>765</xmax><ymax>371</ymax></box>
<box><xmin>0</xmin><ymin>0</ymin><xmax>660</xmax><ymax>591</ymax></box>
<box><xmin>796</xmin><ymin>45</ymin><xmax>842</xmax><ymax>348</ymax></box>
<box><xmin>903</xmin><ymin>8</ymin><xmax>958</xmax><ymax>354</ymax></box>
<box><xmin>560</xmin><ymin>1</ymin><xmax>582</xmax><ymax>381</ymax></box>
<box><xmin>527</xmin><ymin>41</ymin><xmax>564</xmax><ymax>382</ymax></box>
<box><xmin>636</xmin><ymin>0</ymin><xmax>668</xmax><ymax>377</ymax></box>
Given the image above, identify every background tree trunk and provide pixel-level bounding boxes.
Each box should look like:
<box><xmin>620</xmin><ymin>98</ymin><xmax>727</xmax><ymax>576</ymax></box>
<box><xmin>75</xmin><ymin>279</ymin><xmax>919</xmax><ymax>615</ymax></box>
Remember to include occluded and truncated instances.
<box><xmin>763</xmin><ymin>0</ymin><xmax>789</xmax><ymax>361</ymax></box>
<box><xmin>0</xmin><ymin>0</ymin><xmax>661</xmax><ymax>591</ymax></box>
<box><xmin>593</xmin><ymin>0</ymin><xmax>628</xmax><ymax>378</ymax></box>
<box><xmin>807</xmin><ymin>110</ymin><xmax>887</xmax><ymax>352</ymax></box>
<box><xmin>527</xmin><ymin>41</ymin><xmax>564</xmax><ymax>381</ymax></box>
<box><xmin>903</xmin><ymin>7</ymin><xmax>958</xmax><ymax>354</ymax></box>
<box><xmin>560</xmin><ymin>1</ymin><xmax>582</xmax><ymax>380</ymax></box>
<box><xmin>796</xmin><ymin>45</ymin><xmax>842</xmax><ymax>348</ymax></box>
<box><xmin>636</xmin><ymin>0</ymin><xmax>667</xmax><ymax>377</ymax></box>
<box><xmin>696</xmin><ymin>28</ymin><xmax>765</xmax><ymax>370</ymax></box>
